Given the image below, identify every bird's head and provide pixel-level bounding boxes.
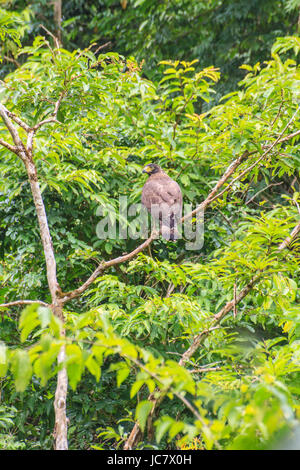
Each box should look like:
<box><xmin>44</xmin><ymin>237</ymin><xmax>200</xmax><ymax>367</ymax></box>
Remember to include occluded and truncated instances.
<box><xmin>142</xmin><ymin>163</ymin><xmax>161</xmax><ymax>175</ymax></box>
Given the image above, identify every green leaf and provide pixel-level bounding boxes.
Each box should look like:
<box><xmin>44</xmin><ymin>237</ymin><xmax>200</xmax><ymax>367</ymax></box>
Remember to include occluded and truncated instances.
<box><xmin>66</xmin><ymin>344</ymin><xmax>84</xmax><ymax>390</ymax></box>
<box><xmin>0</xmin><ymin>342</ymin><xmax>8</xmax><ymax>377</ymax></box>
<box><xmin>38</xmin><ymin>307</ymin><xmax>52</xmax><ymax>328</ymax></box>
<box><xmin>130</xmin><ymin>379</ymin><xmax>145</xmax><ymax>398</ymax></box>
<box><xmin>155</xmin><ymin>416</ymin><xmax>173</xmax><ymax>443</ymax></box>
<box><xmin>135</xmin><ymin>400</ymin><xmax>153</xmax><ymax>432</ymax></box>
<box><xmin>11</xmin><ymin>350</ymin><xmax>32</xmax><ymax>392</ymax></box>
<box><xmin>110</xmin><ymin>361</ymin><xmax>131</xmax><ymax>387</ymax></box>
<box><xmin>85</xmin><ymin>355</ymin><xmax>101</xmax><ymax>382</ymax></box>
<box><xmin>19</xmin><ymin>304</ymin><xmax>40</xmax><ymax>342</ymax></box>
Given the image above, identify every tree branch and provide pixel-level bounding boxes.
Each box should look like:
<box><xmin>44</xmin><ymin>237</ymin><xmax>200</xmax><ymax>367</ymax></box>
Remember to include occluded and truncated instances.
<box><xmin>179</xmin><ymin>272</ymin><xmax>262</xmax><ymax>366</ymax></box>
<box><xmin>27</xmin><ymin>90</ymin><xmax>66</xmax><ymax>153</ymax></box>
<box><xmin>123</xmin><ymin>218</ymin><xmax>300</xmax><ymax>449</ymax></box>
<box><xmin>0</xmin><ymin>138</ymin><xmax>18</xmax><ymax>155</ymax></box>
<box><xmin>61</xmin><ymin>107</ymin><xmax>300</xmax><ymax>303</ymax></box>
<box><xmin>60</xmin><ymin>230</ymin><xmax>158</xmax><ymax>302</ymax></box>
<box><xmin>59</xmin><ymin>151</ymin><xmax>252</xmax><ymax>303</ymax></box>
<box><xmin>4</xmin><ymin>109</ymin><xmax>31</xmax><ymax>133</ymax></box>
<box><xmin>0</xmin><ymin>103</ymin><xmax>28</xmax><ymax>162</ymax></box>
<box><xmin>245</xmin><ymin>181</ymin><xmax>283</xmax><ymax>205</ymax></box>
<box><xmin>182</xmin><ymin>149</ymin><xmax>252</xmax><ymax>222</ymax></box>
<box><xmin>0</xmin><ymin>300</ymin><xmax>49</xmax><ymax>308</ymax></box>
<box><xmin>3</xmin><ymin>55</ymin><xmax>21</xmax><ymax>68</ymax></box>
<box><xmin>23</xmin><ymin>157</ymin><xmax>60</xmax><ymax>300</ymax></box>
<box><xmin>278</xmin><ymin>221</ymin><xmax>300</xmax><ymax>251</ymax></box>
<box><xmin>184</xmin><ymin>105</ymin><xmax>300</xmax><ymax>222</ymax></box>
<box><xmin>59</xmin><ymin>146</ymin><xmax>246</xmax><ymax>303</ymax></box>
<box><xmin>276</xmin><ymin>128</ymin><xmax>300</xmax><ymax>144</ymax></box>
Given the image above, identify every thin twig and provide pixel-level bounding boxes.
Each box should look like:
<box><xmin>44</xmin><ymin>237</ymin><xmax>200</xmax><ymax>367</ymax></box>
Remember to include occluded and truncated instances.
<box><xmin>93</xmin><ymin>41</ymin><xmax>112</xmax><ymax>55</ymax></box>
<box><xmin>3</xmin><ymin>55</ymin><xmax>21</xmax><ymax>68</ymax></box>
<box><xmin>270</xmin><ymin>89</ymin><xmax>284</xmax><ymax>128</ymax></box>
<box><xmin>189</xmin><ymin>366</ymin><xmax>222</xmax><ymax>373</ymax></box>
<box><xmin>40</xmin><ymin>24</ymin><xmax>61</xmax><ymax>50</ymax></box>
<box><xmin>233</xmin><ymin>282</ymin><xmax>237</xmax><ymax>318</ymax></box>
<box><xmin>245</xmin><ymin>182</ymin><xmax>283</xmax><ymax>205</ymax></box>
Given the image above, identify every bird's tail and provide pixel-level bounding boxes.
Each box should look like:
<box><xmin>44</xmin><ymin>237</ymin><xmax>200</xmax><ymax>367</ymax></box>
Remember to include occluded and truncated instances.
<box><xmin>160</xmin><ymin>213</ymin><xmax>179</xmax><ymax>241</ymax></box>
<box><xmin>161</xmin><ymin>225</ymin><xmax>179</xmax><ymax>241</ymax></box>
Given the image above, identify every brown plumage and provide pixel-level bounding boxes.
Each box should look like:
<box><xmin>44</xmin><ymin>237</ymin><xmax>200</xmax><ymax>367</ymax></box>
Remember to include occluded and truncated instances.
<box><xmin>141</xmin><ymin>164</ymin><xmax>182</xmax><ymax>241</ymax></box>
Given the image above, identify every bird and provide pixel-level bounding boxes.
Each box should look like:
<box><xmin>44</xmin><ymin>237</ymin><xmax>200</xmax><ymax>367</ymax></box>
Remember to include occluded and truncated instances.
<box><xmin>141</xmin><ymin>163</ymin><xmax>182</xmax><ymax>241</ymax></box>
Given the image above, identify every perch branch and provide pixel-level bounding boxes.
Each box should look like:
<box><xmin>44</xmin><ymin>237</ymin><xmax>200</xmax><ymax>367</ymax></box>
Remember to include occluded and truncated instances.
<box><xmin>59</xmin><ymin>230</ymin><xmax>158</xmax><ymax>302</ymax></box>
<box><xmin>62</xmin><ymin>107</ymin><xmax>300</xmax><ymax>303</ymax></box>
<box><xmin>61</xmin><ymin>150</ymin><xmax>253</xmax><ymax>302</ymax></box>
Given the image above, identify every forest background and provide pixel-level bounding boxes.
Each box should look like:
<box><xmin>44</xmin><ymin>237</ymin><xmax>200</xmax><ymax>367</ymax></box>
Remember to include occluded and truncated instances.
<box><xmin>0</xmin><ymin>0</ymin><xmax>300</xmax><ymax>451</ymax></box>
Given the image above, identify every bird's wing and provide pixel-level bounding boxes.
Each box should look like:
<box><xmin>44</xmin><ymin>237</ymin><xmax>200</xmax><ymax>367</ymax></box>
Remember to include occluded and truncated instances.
<box><xmin>142</xmin><ymin>177</ymin><xmax>182</xmax><ymax>210</ymax></box>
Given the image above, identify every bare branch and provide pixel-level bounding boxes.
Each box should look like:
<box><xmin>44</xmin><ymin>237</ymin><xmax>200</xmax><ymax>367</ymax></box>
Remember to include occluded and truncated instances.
<box><xmin>3</xmin><ymin>55</ymin><xmax>21</xmax><ymax>68</ymax></box>
<box><xmin>179</xmin><ymin>273</ymin><xmax>261</xmax><ymax>367</ymax></box>
<box><xmin>0</xmin><ymin>103</ymin><xmax>28</xmax><ymax>162</ymax></box>
<box><xmin>270</xmin><ymin>89</ymin><xmax>284</xmax><ymax>128</ymax></box>
<box><xmin>277</xmin><ymin>128</ymin><xmax>300</xmax><ymax>144</ymax></box>
<box><xmin>189</xmin><ymin>366</ymin><xmax>222</xmax><ymax>373</ymax></box>
<box><xmin>0</xmin><ymin>300</ymin><xmax>49</xmax><ymax>308</ymax></box>
<box><xmin>278</xmin><ymin>221</ymin><xmax>300</xmax><ymax>251</ymax></box>
<box><xmin>180</xmin><ymin>217</ymin><xmax>300</xmax><ymax>366</ymax></box>
<box><xmin>60</xmin><ymin>152</ymin><xmax>257</xmax><ymax>302</ymax></box>
<box><xmin>26</xmin><ymin>90</ymin><xmax>66</xmax><ymax>152</ymax></box>
<box><xmin>40</xmin><ymin>24</ymin><xmax>61</xmax><ymax>50</ymax></box>
<box><xmin>60</xmin><ymin>230</ymin><xmax>158</xmax><ymax>302</ymax></box>
<box><xmin>31</xmin><ymin>117</ymin><xmax>59</xmax><ymax>132</ymax></box>
<box><xmin>62</xmin><ymin>104</ymin><xmax>299</xmax><ymax>306</ymax></box>
<box><xmin>54</xmin><ymin>345</ymin><xmax>68</xmax><ymax>450</ymax></box>
<box><xmin>294</xmin><ymin>199</ymin><xmax>300</xmax><ymax>216</ymax></box>
<box><xmin>5</xmin><ymin>109</ymin><xmax>31</xmax><ymax>133</ymax></box>
<box><xmin>93</xmin><ymin>41</ymin><xmax>112</xmax><ymax>55</ymax></box>
<box><xmin>182</xmin><ymin>149</ymin><xmax>253</xmax><ymax>222</ymax></box>
<box><xmin>60</xmin><ymin>107</ymin><xmax>300</xmax><ymax>303</ymax></box>
<box><xmin>24</xmin><ymin>157</ymin><xmax>60</xmax><ymax>300</ymax></box>
<box><xmin>245</xmin><ymin>182</ymin><xmax>283</xmax><ymax>205</ymax></box>
<box><xmin>0</xmin><ymin>138</ymin><xmax>18</xmax><ymax>155</ymax></box>
<box><xmin>0</xmin><ymin>102</ymin><xmax>60</xmax><ymax>300</ymax></box>
<box><xmin>233</xmin><ymin>282</ymin><xmax>237</xmax><ymax>318</ymax></box>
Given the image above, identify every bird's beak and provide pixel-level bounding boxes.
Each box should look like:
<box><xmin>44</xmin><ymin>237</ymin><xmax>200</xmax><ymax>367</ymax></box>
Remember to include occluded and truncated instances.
<box><xmin>142</xmin><ymin>166</ymin><xmax>150</xmax><ymax>174</ymax></box>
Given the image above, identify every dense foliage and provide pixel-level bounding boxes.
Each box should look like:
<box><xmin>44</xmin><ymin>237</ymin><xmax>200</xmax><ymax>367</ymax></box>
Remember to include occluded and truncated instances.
<box><xmin>2</xmin><ymin>0</ymin><xmax>300</xmax><ymax>98</ymax></box>
<box><xmin>0</xmin><ymin>1</ymin><xmax>299</xmax><ymax>451</ymax></box>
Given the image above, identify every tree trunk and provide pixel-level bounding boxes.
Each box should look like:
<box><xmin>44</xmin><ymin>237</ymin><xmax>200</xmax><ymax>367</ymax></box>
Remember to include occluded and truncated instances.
<box><xmin>24</xmin><ymin>157</ymin><xmax>60</xmax><ymax>299</ymax></box>
<box><xmin>53</xmin><ymin>301</ymin><xmax>68</xmax><ymax>450</ymax></box>
<box><xmin>24</xmin><ymin>158</ymin><xmax>68</xmax><ymax>450</ymax></box>
<box><xmin>54</xmin><ymin>0</ymin><xmax>62</xmax><ymax>45</ymax></box>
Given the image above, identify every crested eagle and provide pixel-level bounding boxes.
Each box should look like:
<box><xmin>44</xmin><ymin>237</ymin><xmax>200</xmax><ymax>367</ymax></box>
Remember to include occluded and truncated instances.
<box><xmin>141</xmin><ymin>163</ymin><xmax>182</xmax><ymax>241</ymax></box>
